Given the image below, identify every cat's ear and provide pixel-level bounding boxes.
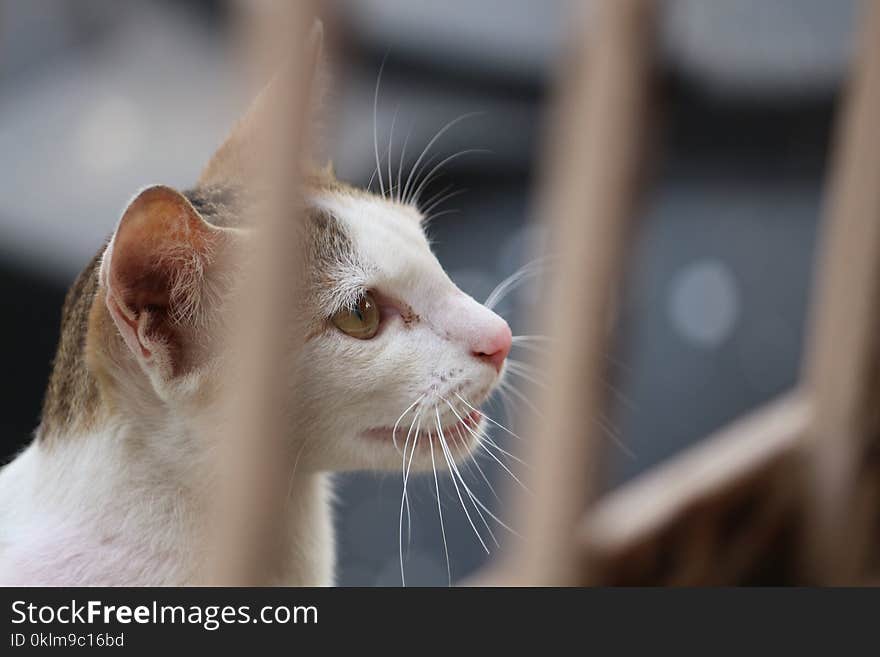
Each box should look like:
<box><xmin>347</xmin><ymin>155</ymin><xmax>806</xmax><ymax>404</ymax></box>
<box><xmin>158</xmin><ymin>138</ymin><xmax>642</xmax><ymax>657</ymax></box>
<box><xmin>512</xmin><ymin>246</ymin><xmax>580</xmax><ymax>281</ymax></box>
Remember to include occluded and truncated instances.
<box><xmin>101</xmin><ymin>185</ymin><xmax>226</xmax><ymax>384</ymax></box>
<box><xmin>198</xmin><ymin>19</ymin><xmax>326</xmax><ymax>187</ymax></box>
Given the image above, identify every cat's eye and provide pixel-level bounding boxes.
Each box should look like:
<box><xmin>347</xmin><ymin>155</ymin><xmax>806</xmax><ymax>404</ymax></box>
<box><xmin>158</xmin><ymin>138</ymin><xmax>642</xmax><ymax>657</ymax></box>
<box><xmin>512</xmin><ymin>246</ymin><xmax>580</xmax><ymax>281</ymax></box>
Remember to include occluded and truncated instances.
<box><xmin>331</xmin><ymin>292</ymin><xmax>380</xmax><ymax>339</ymax></box>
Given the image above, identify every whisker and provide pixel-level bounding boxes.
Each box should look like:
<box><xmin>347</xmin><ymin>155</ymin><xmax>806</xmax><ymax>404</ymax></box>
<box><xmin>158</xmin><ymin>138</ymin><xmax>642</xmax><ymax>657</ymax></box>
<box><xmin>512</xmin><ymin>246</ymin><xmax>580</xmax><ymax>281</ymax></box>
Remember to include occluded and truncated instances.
<box><xmin>367</xmin><ymin>143</ymin><xmax>392</xmax><ymax>193</ymax></box>
<box><xmin>396</xmin><ymin>119</ymin><xmax>415</xmax><ymax>204</ymax></box>
<box><xmin>455</xmin><ymin>392</ymin><xmax>524</xmax><ymax>441</ymax></box>
<box><xmin>435</xmin><ymin>409</ymin><xmax>498</xmax><ymax>548</ymax></box>
<box><xmin>475</xmin><ymin>429</ymin><xmax>531</xmax><ymax>469</ymax></box>
<box><xmin>490</xmin><ymin>384</ymin><xmax>517</xmax><ymax>430</ymax></box>
<box><xmin>446</xmin><ymin>397</ymin><xmax>529</xmax><ymax>468</ymax></box>
<box><xmin>443</xmin><ymin>398</ymin><xmax>531</xmax><ymax>493</ymax></box>
<box><xmin>509</xmin><ymin>341</ymin><xmax>548</xmax><ymax>356</ymax></box>
<box><xmin>497</xmin><ymin>380</ymin><xmax>544</xmax><ymax>420</ymax></box>
<box><xmin>434</xmin><ymin>408</ymin><xmax>490</xmax><ymax>554</ymax></box>
<box><xmin>603</xmin><ymin>379</ymin><xmax>638</xmax><ymax>413</ymax></box>
<box><xmin>409</xmin><ymin>148</ymin><xmax>491</xmax><ymax>206</ymax></box>
<box><xmin>595</xmin><ymin>413</ymin><xmax>637</xmax><ymax>460</ymax></box>
<box><xmin>372</xmin><ymin>54</ymin><xmax>388</xmax><ymax>198</ymax></box>
<box><xmin>399</xmin><ymin>415</ymin><xmax>421</xmax><ymax>587</ymax></box>
<box><xmin>400</xmin><ymin>411</ymin><xmax>420</xmax><ymax>543</ymax></box>
<box><xmin>455</xmin><ymin>427</ymin><xmax>502</xmax><ymax>502</ymax></box>
<box><xmin>429</xmin><ymin>434</ymin><xmax>452</xmax><ymax>586</ymax></box>
<box><xmin>387</xmin><ymin>105</ymin><xmax>399</xmax><ymax>200</ymax></box>
<box><xmin>421</xmin><ymin>186</ymin><xmax>468</xmax><ymax>218</ymax></box>
<box><xmin>401</xmin><ymin>112</ymin><xmax>484</xmax><ymax>204</ymax></box>
<box><xmin>421</xmin><ymin>208</ymin><xmax>461</xmax><ymax>227</ymax></box>
<box><xmin>505</xmin><ymin>361</ymin><xmax>547</xmax><ymax>390</ymax></box>
<box><xmin>475</xmin><ymin>438</ymin><xmax>531</xmax><ymax>493</ymax></box>
<box><xmin>455</xmin><ymin>426</ymin><xmax>502</xmax><ymax>504</ymax></box>
<box><xmin>392</xmin><ymin>395</ymin><xmax>425</xmax><ymax>454</ymax></box>
<box><xmin>511</xmin><ymin>334</ymin><xmax>552</xmax><ymax>344</ymax></box>
<box><xmin>484</xmin><ymin>258</ymin><xmax>550</xmax><ymax>310</ymax></box>
<box><xmin>439</xmin><ymin>402</ymin><xmax>520</xmax><ymax>536</ymax></box>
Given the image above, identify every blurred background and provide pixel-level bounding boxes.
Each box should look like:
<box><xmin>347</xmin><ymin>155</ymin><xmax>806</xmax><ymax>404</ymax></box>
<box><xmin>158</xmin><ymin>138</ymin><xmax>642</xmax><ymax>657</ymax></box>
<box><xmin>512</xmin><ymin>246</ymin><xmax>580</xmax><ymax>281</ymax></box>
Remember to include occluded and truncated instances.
<box><xmin>0</xmin><ymin>0</ymin><xmax>857</xmax><ymax>584</ymax></box>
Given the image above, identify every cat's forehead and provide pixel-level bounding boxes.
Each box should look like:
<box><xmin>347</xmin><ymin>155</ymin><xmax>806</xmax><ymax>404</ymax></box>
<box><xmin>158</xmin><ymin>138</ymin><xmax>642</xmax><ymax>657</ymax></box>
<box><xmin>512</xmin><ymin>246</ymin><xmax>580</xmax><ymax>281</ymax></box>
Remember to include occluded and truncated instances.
<box><xmin>313</xmin><ymin>192</ymin><xmax>424</xmax><ymax>248</ymax></box>
<box><xmin>310</xmin><ymin>191</ymin><xmax>443</xmax><ymax>280</ymax></box>
<box><xmin>184</xmin><ymin>180</ymin><xmax>449</xmax><ymax>305</ymax></box>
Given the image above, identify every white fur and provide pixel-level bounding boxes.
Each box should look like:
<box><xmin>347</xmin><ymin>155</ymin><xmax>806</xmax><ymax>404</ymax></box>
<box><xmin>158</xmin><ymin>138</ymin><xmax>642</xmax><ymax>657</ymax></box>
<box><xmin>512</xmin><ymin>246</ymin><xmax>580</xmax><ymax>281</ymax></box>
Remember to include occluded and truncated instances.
<box><xmin>0</xmin><ymin>192</ymin><xmax>509</xmax><ymax>586</ymax></box>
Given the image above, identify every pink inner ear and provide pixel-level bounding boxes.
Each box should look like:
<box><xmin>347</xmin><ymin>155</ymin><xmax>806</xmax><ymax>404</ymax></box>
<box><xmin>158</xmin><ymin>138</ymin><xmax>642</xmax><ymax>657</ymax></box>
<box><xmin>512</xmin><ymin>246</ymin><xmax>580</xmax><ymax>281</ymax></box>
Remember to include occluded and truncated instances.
<box><xmin>107</xmin><ymin>294</ymin><xmax>150</xmax><ymax>359</ymax></box>
<box><xmin>104</xmin><ymin>185</ymin><xmax>218</xmax><ymax>371</ymax></box>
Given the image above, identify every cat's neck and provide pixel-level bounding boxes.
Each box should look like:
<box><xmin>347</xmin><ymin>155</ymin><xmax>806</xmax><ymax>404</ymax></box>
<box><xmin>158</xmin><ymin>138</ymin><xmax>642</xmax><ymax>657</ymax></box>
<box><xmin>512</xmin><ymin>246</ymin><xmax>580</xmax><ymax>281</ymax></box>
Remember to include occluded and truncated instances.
<box><xmin>2</xmin><ymin>425</ymin><xmax>334</xmax><ymax>586</ymax></box>
<box><xmin>4</xmin><ymin>413</ymin><xmax>334</xmax><ymax>586</ymax></box>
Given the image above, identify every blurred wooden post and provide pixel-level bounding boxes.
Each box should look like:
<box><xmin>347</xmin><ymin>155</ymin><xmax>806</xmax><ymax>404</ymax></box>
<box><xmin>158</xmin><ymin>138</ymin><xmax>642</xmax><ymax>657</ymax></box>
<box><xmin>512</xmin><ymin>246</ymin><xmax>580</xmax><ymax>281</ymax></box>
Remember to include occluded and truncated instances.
<box><xmin>581</xmin><ymin>392</ymin><xmax>809</xmax><ymax>585</ymax></box>
<box><xmin>512</xmin><ymin>0</ymin><xmax>656</xmax><ymax>585</ymax></box>
<box><xmin>205</xmin><ymin>0</ymin><xmax>321</xmax><ymax>586</ymax></box>
<box><xmin>801</xmin><ymin>0</ymin><xmax>880</xmax><ymax>584</ymax></box>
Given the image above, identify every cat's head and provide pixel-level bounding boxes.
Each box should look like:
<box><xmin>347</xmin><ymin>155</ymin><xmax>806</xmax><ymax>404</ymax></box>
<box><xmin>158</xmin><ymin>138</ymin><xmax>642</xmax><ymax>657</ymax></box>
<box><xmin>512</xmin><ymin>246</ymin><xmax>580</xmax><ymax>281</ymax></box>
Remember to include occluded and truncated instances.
<box><xmin>92</xmin><ymin>26</ymin><xmax>511</xmax><ymax>472</ymax></box>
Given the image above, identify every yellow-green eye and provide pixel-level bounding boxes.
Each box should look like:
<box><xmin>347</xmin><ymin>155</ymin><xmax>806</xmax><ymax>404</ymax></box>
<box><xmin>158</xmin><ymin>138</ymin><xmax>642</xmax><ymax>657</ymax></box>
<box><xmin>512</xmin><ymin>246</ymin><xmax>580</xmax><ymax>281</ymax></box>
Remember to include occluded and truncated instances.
<box><xmin>331</xmin><ymin>292</ymin><xmax>380</xmax><ymax>339</ymax></box>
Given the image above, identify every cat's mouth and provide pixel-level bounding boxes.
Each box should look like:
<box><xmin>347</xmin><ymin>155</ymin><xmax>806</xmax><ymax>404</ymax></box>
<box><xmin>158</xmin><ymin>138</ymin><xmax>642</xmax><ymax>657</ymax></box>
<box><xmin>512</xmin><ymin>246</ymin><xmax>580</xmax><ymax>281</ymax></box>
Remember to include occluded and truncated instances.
<box><xmin>359</xmin><ymin>409</ymin><xmax>483</xmax><ymax>449</ymax></box>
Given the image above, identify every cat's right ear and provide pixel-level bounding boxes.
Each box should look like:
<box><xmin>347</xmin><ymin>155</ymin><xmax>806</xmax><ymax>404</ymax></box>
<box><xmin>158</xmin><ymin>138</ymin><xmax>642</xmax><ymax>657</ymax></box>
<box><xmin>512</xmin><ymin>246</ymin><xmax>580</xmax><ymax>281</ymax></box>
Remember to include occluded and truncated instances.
<box><xmin>100</xmin><ymin>185</ymin><xmax>227</xmax><ymax>387</ymax></box>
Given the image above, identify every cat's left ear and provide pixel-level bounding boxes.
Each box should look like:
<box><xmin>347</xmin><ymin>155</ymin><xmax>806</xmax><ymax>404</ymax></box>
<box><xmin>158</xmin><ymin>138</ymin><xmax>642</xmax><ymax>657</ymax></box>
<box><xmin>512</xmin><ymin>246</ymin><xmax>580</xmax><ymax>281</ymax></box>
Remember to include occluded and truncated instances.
<box><xmin>101</xmin><ymin>185</ymin><xmax>227</xmax><ymax>386</ymax></box>
<box><xmin>198</xmin><ymin>19</ymin><xmax>327</xmax><ymax>187</ymax></box>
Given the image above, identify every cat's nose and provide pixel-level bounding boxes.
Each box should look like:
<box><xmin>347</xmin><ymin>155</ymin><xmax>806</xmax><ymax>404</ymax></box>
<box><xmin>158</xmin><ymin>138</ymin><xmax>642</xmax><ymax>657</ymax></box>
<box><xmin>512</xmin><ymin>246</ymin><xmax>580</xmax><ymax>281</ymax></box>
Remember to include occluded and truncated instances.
<box><xmin>471</xmin><ymin>319</ymin><xmax>512</xmax><ymax>372</ymax></box>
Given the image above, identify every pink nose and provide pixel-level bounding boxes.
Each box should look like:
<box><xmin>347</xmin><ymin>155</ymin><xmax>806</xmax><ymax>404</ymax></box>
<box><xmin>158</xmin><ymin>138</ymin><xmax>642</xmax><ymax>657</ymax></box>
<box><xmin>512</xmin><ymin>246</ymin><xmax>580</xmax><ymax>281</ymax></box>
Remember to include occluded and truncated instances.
<box><xmin>472</xmin><ymin>320</ymin><xmax>512</xmax><ymax>372</ymax></box>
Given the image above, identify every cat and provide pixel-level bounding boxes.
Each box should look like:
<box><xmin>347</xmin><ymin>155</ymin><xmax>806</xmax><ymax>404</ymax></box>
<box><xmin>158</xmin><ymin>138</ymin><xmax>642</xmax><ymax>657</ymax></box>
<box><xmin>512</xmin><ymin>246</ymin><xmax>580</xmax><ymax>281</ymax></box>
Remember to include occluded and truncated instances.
<box><xmin>0</xmin><ymin>23</ymin><xmax>511</xmax><ymax>586</ymax></box>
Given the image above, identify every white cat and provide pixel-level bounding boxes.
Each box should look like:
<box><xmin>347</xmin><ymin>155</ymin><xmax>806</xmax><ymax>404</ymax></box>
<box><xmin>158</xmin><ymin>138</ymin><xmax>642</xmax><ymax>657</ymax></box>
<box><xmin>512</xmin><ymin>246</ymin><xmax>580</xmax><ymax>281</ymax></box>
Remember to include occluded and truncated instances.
<box><xmin>0</xmin><ymin>25</ymin><xmax>511</xmax><ymax>586</ymax></box>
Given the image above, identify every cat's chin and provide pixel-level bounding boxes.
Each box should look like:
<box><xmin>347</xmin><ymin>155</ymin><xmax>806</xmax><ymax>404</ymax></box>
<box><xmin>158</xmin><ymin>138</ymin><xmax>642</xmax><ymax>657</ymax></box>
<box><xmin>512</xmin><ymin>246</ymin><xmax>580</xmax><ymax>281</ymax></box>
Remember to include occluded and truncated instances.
<box><xmin>358</xmin><ymin>408</ymin><xmax>483</xmax><ymax>455</ymax></box>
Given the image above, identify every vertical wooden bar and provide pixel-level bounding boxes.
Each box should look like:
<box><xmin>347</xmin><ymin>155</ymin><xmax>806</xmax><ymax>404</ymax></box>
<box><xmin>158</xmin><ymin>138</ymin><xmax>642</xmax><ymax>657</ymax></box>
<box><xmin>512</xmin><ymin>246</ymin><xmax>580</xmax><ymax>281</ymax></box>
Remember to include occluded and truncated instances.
<box><xmin>512</xmin><ymin>0</ymin><xmax>656</xmax><ymax>585</ymax></box>
<box><xmin>205</xmin><ymin>0</ymin><xmax>321</xmax><ymax>586</ymax></box>
<box><xmin>802</xmin><ymin>0</ymin><xmax>880</xmax><ymax>584</ymax></box>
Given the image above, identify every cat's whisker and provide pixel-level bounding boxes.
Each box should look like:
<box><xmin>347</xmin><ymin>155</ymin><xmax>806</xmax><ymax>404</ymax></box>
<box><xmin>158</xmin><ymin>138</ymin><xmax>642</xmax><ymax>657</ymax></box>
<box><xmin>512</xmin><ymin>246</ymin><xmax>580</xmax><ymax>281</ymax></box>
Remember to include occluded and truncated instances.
<box><xmin>502</xmin><ymin>375</ymin><xmax>637</xmax><ymax>460</ymax></box>
<box><xmin>511</xmin><ymin>334</ymin><xmax>552</xmax><ymax>344</ymax></box>
<box><xmin>399</xmin><ymin>415</ymin><xmax>421</xmax><ymax>587</ymax></box>
<box><xmin>428</xmin><ymin>433</ymin><xmax>452</xmax><ymax>586</ymax></box>
<box><xmin>396</xmin><ymin>119</ymin><xmax>415</xmax><ymax>204</ymax></box>
<box><xmin>455</xmin><ymin>425</ymin><xmax>502</xmax><ymax>504</ymax></box>
<box><xmin>401</xmin><ymin>112</ymin><xmax>484</xmax><ymax>204</ymax></box>
<box><xmin>595</xmin><ymin>412</ymin><xmax>637</xmax><ymax>460</ymax></box>
<box><xmin>435</xmin><ymin>410</ymin><xmax>499</xmax><ymax>549</ymax></box>
<box><xmin>603</xmin><ymin>379</ymin><xmax>638</xmax><ymax>413</ymax></box>
<box><xmin>450</xmin><ymin>425</ymin><xmax>479</xmax><ymax>480</ymax></box>
<box><xmin>372</xmin><ymin>55</ymin><xmax>388</xmax><ymax>198</ymax></box>
<box><xmin>397</xmin><ymin>407</ymin><xmax>420</xmax><ymax>528</ymax></box>
<box><xmin>367</xmin><ymin>143</ymin><xmax>392</xmax><ymax>194</ymax></box>
<box><xmin>392</xmin><ymin>394</ymin><xmax>425</xmax><ymax>454</ymax></box>
<box><xmin>386</xmin><ymin>105</ymin><xmax>399</xmax><ymax>201</ymax></box>
<box><xmin>420</xmin><ymin>185</ymin><xmax>467</xmax><ymax>218</ymax></box>
<box><xmin>505</xmin><ymin>360</ymin><xmax>548</xmax><ymax>390</ymax></box>
<box><xmin>475</xmin><ymin>429</ymin><xmax>531</xmax><ymax>469</ymax></box>
<box><xmin>422</xmin><ymin>193</ymin><xmax>468</xmax><ymax>222</ymax></box>
<box><xmin>434</xmin><ymin>407</ymin><xmax>491</xmax><ymax>554</ymax></box>
<box><xmin>484</xmin><ymin>258</ymin><xmax>550</xmax><ymax>311</ymax></box>
<box><xmin>440</xmin><ymin>401</ymin><xmax>521</xmax><ymax>536</ymax></box>
<box><xmin>445</xmin><ymin>395</ymin><xmax>526</xmax><ymax>466</ymax></box>
<box><xmin>454</xmin><ymin>391</ymin><xmax>524</xmax><ymax>441</ymax></box>
<box><xmin>421</xmin><ymin>208</ymin><xmax>461</xmax><ymax>227</ymax></box>
<box><xmin>506</xmin><ymin>357</ymin><xmax>547</xmax><ymax>379</ymax></box>
<box><xmin>476</xmin><ymin>437</ymin><xmax>531</xmax><ymax>494</ymax></box>
<box><xmin>447</xmin><ymin>422</ymin><xmax>502</xmax><ymax>502</ymax></box>
<box><xmin>488</xmin><ymin>380</ymin><xmax>517</xmax><ymax>429</ymax></box>
<box><xmin>497</xmin><ymin>380</ymin><xmax>545</xmax><ymax>420</ymax></box>
<box><xmin>509</xmin><ymin>341</ymin><xmax>549</xmax><ymax>356</ymax></box>
<box><xmin>409</xmin><ymin>148</ymin><xmax>491</xmax><ymax>207</ymax></box>
<box><xmin>442</xmin><ymin>397</ymin><xmax>531</xmax><ymax>494</ymax></box>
